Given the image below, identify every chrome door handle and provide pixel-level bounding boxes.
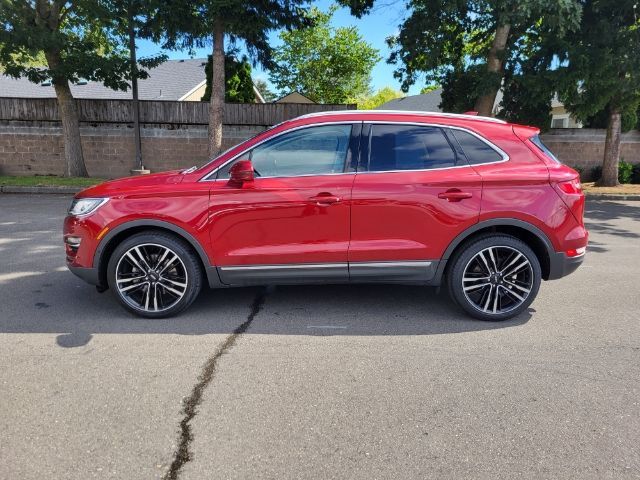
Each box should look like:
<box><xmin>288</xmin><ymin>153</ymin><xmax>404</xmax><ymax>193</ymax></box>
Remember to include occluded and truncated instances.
<box><xmin>437</xmin><ymin>189</ymin><xmax>472</xmax><ymax>202</ymax></box>
<box><xmin>309</xmin><ymin>193</ymin><xmax>341</xmax><ymax>206</ymax></box>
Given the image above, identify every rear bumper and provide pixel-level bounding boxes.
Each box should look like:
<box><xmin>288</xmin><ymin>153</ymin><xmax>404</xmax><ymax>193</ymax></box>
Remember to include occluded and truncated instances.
<box><xmin>67</xmin><ymin>264</ymin><xmax>100</xmax><ymax>286</ymax></box>
<box><xmin>548</xmin><ymin>251</ymin><xmax>585</xmax><ymax>280</ymax></box>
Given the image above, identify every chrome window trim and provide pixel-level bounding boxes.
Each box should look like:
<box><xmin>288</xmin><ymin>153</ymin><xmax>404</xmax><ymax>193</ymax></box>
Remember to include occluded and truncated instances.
<box><xmin>362</xmin><ymin>121</ymin><xmax>509</xmax><ymax>174</ymax></box>
<box><xmin>199</xmin><ymin>120</ymin><xmax>509</xmax><ymax>182</ymax></box>
<box><xmin>199</xmin><ymin>121</ymin><xmax>360</xmax><ymax>182</ymax></box>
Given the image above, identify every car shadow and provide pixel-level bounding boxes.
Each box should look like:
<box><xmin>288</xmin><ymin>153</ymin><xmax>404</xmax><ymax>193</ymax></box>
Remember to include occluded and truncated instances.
<box><xmin>585</xmin><ymin>199</ymin><xmax>640</xmax><ymax>222</ymax></box>
<box><xmin>0</xmin><ymin>270</ymin><xmax>532</xmax><ymax>348</ymax></box>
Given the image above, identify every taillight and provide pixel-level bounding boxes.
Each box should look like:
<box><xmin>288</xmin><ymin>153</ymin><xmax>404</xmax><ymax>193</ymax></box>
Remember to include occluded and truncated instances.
<box><xmin>556</xmin><ymin>178</ymin><xmax>582</xmax><ymax>195</ymax></box>
<box><xmin>551</xmin><ymin>175</ymin><xmax>585</xmax><ymax>225</ymax></box>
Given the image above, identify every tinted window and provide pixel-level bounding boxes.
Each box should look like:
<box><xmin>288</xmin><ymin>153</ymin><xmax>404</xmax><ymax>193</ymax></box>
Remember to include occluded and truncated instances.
<box><xmin>530</xmin><ymin>135</ymin><xmax>561</xmax><ymax>163</ymax></box>
<box><xmin>450</xmin><ymin>129</ymin><xmax>503</xmax><ymax>165</ymax></box>
<box><xmin>368</xmin><ymin>125</ymin><xmax>456</xmax><ymax>172</ymax></box>
<box><xmin>218</xmin><ymin>124</ymin><xmax>352</xmax><ymax>179</ymax></box>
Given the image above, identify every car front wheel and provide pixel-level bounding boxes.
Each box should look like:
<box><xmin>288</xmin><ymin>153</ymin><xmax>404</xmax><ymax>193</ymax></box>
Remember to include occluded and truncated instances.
<box><xmin>107</xmin><ymin>232</ymin><xmax>203</xmax><ymax>318</ymax></box>
<box><xmin>448</xmin><ymin>234</ymin><xmax>541</xmax><ymax>321</ymax></box>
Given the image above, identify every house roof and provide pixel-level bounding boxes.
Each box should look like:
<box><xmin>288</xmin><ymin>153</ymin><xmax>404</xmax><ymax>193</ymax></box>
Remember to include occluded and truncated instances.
<box><xmin>377</xmin><ymin>89</ymin><xmax>443</xmax><ymax>112</ymax></box>
<box><xmin>275</xmin><ymin>92</ymin><xmax>316</xmax><ymax>104</ymax></box>
<box><xmin>0</xmin><ymin>58</ymin><xmax>207</xmax><ymax>101</ymax></box>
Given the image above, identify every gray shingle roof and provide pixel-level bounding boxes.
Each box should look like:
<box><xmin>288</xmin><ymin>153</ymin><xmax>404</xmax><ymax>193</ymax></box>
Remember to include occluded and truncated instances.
<box><xmin>0</xmin><ymin>58</ymin><xmax>207</xmax><ymax>100</ymax></box>
<box><xmin>377</xmin><ymin>89</ymin><xmax>443</xmax><ymax>112</ymax></box>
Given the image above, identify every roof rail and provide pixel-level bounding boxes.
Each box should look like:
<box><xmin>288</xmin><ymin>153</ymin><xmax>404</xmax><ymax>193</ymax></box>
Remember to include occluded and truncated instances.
<box><xmin>297</xmin><ymin>109</ymin><xmax>507</xmax><ymax>124</ymax></box>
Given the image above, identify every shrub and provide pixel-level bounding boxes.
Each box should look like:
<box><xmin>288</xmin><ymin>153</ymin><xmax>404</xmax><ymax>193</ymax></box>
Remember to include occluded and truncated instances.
<box><xmin>618</xmin><ymin>159</ymin><xmax>633</xmax><ymax>184</ymax></box>
<box><xmin>590</xmin><ymin>166</ymin><xmax>602</xmax><ymax>182</ymax></box>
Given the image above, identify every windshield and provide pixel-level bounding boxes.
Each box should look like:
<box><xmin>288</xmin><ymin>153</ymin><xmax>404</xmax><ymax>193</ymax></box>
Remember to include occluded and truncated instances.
<box><xmin>530</xmin><ymin>135</ymin><xmax>561</xmax><ymax>163</ymax></box>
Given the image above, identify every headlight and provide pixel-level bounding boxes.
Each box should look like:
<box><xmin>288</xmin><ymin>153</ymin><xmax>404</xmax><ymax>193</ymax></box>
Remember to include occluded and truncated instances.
<box><xmin>68</xmin><ymin>198</ymin><xmax>109</xmax><ymax>217</ymax></box>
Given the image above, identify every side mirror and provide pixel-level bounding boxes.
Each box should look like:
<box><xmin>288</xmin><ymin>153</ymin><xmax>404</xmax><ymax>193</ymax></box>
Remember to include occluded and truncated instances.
<box><xmin>229</xmin><ymin>160</ymin><xmax>255</xmax><ymax>185</ymax></box>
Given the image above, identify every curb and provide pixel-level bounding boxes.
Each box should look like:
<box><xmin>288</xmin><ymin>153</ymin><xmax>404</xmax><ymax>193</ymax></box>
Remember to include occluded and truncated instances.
<box><xmin>585</xmin><ymin>192</ymin><xmax>640</xmax><ymax>201</ymax></box>
<box><xmin>0</xmin><ymin>185</ymin><xmax>83</xmax><ymax>194</ymax></box>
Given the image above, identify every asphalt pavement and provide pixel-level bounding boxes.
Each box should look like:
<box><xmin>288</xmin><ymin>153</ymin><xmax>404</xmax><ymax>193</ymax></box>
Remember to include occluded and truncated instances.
<box><xmin>0</xmin><ymin>194</ymin><xmax>638</xmax><ymax>479</ymax></box>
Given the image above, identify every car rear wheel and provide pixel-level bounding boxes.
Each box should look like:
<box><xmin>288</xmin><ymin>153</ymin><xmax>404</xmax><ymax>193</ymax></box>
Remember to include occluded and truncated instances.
<box><xmin>448</xmin><ymin>234</ymin><xmax>541</xmax><ymax>321</ymax></box>
<box><xmin>107</xmin><ymin>232</ymin><xmax>203</xmax><ymax>318</ymax></box>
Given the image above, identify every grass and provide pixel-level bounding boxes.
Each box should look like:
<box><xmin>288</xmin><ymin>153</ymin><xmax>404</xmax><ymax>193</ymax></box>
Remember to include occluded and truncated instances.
<box><xmin>582</xmin><ymin>182</ymin><xmax>640</xmax><ymax>195</ymax></box>
<box><xmin>0</xmin><ymin>175</ymin><xmax>106</xmax><ymax>187</ymax></box>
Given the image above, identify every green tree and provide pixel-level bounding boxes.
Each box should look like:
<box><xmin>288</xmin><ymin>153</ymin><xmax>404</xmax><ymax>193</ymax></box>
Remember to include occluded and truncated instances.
<box><xmin>355</xmin><ymin>86</ymin><xmax>404</xmax><ymax>110</ymax></box>
<box><xmin>558</xmin><ymin>0</ymin><xmax>640</xmax><ymax>186</ymax></box>
<box><xmin>0</xmin><ymin>1</ymin><xmax>158</xmax><ymax>176</ymax></box>
<box><xmin>269</xmin><ymin>7</ymin><xmax>380</xmax><ymax>104</ymax></box>
<box><xmin>155</xmin><ymin>0</ymin><xmax>309</xmax><ymax>156</ymax></box>
<box><xmin>341</xmin><ymin>0</ymin><xmax>581</xmax><ymax>117</ymax></box>
<box><xmin>497</xmin><ymin>27</ymin><xmax>562</xmax><ymax>130</ymax></box>
<box><xmin>420</xmin><ymin>84</ymin><xmax>440</xmax><ymax>94</ymax></box>
<box><xmin>0</xmin><ymin>50</ymin><xmax>46</xmax><ymax>70</ymax></box>
<box><xmin>201</xmin><ymin>53</ymin><xmax>255</xmax><ymax>103</ymax></box>
<box><xmin>253</xmin><ymin>78</ymin><xmax>278</xmax><ymax>103</ymax></box>
<box><xmin>584</xmin><ymin>108</ymin><xmax>637</xmax><ymax>133</ymax></box>
<box><xmin>499</xmin><ymin>72</ymin><xmax>553</xmax><ymax>131</ymax></box>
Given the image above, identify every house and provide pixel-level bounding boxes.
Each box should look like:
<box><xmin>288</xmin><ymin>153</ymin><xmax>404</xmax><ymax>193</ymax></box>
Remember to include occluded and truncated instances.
<box><xmin>377</xmin><ymin>88</ymin><xmax>582</xmax><ymax>128</ymax></box>
<box><xmin>0</xmin><ymin>59</ymin><xmax>208</xmax><ymax>101</ymax></box>
<box><xmin>549</xmin><ymin>95</ymin><xmax>582</xmax><ymax>128</ymax></box>
<box><xmin>376</xmin><ymin>88</ymin><xmax>443</xmax><ymax>112</ymax></box>
<box><xmin>275</xmin><ymin>92</ymin><xmax>316</xmax><ymax>104</ymax></box>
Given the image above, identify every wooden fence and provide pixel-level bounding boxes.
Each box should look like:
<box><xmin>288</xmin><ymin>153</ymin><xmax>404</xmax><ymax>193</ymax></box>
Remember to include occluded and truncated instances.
<box><xmin>0</xmin><ymin>97</ymin><xmax>355</xmax><ymax>126</ymax></box>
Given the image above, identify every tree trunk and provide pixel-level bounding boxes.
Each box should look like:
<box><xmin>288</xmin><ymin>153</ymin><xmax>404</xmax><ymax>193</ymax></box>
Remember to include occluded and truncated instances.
<box><xmin>599</xmin><ymin>109</ymin><xmax>621</xmax><ymax>187</ymax></box>
<box><xmin>208</xmin><ymin>18</ymin><xmax>225</xmax><ymax>157</ymax></box>
<box><xmin>128</xmin><ymin>1</ymin><xmax>143</xmax><ymax>170</ymax></box>
<box><xmin>474</xmin><ymin>23</ymin><xmax>511</xmax><ymax>117</ymax></box>
<box><xmin>45</xmin><ymin>51</ymin><xmax>88</xmax><ymax>177</ymax></box>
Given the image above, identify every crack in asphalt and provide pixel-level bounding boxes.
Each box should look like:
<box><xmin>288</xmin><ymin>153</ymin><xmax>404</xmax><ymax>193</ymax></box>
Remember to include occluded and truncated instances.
<box><xmin>163</xmin><ymin>289</ymin><xmax>268</xmax><ymax>480</ymax></box>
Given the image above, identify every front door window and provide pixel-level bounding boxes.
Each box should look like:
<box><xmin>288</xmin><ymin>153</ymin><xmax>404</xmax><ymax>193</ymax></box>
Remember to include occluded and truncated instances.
<box><xmin>218</xmin><ymin>124</ymin><xmax>353</xmax><ymax>179</ymax></box>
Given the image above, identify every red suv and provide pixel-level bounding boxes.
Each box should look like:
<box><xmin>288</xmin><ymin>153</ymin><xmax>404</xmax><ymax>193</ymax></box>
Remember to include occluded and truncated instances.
<box><xmin>64</xmin><ymin>111</ymin><xmax>587</xmax><ymax>321</ymax></box>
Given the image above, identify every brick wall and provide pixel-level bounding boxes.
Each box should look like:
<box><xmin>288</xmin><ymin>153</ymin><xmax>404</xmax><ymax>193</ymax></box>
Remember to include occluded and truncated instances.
<box><xmin>2</xmin><ymin>121</ymin><xmax>639</xmax><ymax>179</ymax></box>
<box><xmin>540</xmin><ymin>128</ymin><xmax>640</xmax><ymax>180</ymax></box>
<box><xmin>0</xmin><ymin>121</ymin><xmax>265</xmax><ymax>178</ymax></box>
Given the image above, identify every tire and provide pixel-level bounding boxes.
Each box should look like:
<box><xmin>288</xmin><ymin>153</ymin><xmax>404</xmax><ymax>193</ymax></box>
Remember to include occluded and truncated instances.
<box><xmin>107</xmin><ymin>231</ymin><xmax>203</xmax><ymax>318</ymax></box>
<box><xmin>447</xmin><ymin>234</ymin><xmax>541</xmax><ymax>321</ymax></box>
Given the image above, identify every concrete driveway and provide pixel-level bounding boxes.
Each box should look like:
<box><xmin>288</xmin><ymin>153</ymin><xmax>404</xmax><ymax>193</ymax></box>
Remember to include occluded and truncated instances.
<box><xmin>0</xmin><ymin>194</ymin><xmax>638</xmax><ymax>479</ymax></box>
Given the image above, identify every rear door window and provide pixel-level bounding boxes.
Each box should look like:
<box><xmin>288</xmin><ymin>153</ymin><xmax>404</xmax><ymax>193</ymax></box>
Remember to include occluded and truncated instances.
<box><xmin>368</xmin><ymin>124</ymin><xmax>457</xmax><ymax>172</ymax></box>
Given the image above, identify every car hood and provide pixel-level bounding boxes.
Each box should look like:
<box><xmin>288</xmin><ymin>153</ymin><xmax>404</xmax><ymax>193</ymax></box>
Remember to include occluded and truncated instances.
<box><xmin>77</xmin><ymin>170</ymin><xmax>185</xmax><ymax>198</ymax></box>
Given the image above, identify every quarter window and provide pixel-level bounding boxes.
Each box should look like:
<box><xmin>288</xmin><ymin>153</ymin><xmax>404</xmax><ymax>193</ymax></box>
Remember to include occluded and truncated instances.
<box><xmin>368</xmin><ymin>124</ymin><xmax>456</xmax><ymax>171</ymax></box>
<box><xmin>217</xmin><ymin>124</ymin><xmax>352</xmax><ymax>179</ymax></box>
<box><xmin>450</xmin><ymin>129</ymin><xmax>504</xmax><ymax>165</ymax></box>
<box><xmin>530</xmin><ymin>135</ymin><xmax>561</xmax><ymax>163</ymax></box>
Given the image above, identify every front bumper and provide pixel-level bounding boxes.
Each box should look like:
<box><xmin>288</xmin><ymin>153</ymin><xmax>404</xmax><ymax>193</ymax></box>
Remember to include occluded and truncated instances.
<box><xmin>548</xmin><ymin>251</ymin><xmax>585</xmax><ymax>280</ymax></box>
<box><xmin>67</xmin><ymin>264</ymin><xmax>100</xmax><ymax>285</ymax></box>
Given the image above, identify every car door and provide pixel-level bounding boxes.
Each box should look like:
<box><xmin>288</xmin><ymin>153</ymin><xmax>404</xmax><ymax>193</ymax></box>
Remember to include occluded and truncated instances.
<box><xmin>349</xmin><ymin>123</ymin><xmax>483</xmax><ymax>282</ymax></box>
<box><xmin>208</xmin><ymin>123</ymin><xmax>359</xmax><ymax>285</ymax></box>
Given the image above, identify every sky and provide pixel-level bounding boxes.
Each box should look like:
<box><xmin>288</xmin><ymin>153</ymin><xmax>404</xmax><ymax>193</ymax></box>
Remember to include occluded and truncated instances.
<box><xmin>135</xmin><ymin>1</ymin><xmax>423</xmax><ymax>96</ymax></box>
